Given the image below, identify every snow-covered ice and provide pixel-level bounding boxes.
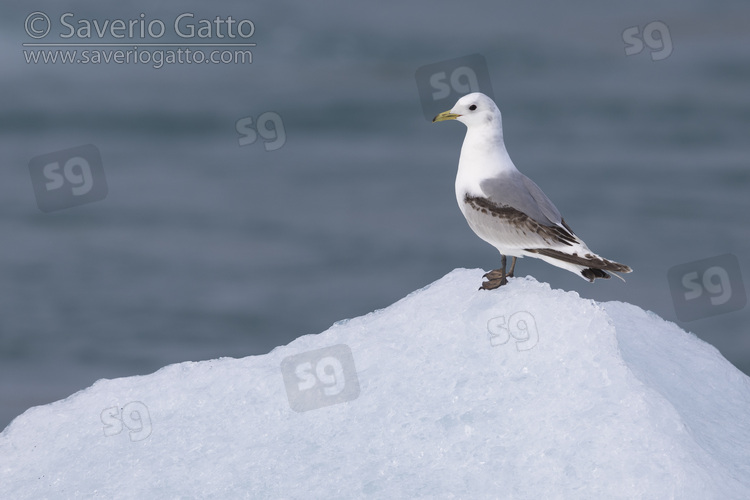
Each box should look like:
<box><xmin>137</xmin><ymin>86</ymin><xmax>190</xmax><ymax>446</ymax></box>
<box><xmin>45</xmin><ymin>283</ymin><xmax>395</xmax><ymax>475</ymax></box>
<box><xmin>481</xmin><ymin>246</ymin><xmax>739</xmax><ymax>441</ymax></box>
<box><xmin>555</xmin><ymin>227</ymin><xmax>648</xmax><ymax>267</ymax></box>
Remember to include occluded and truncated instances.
<box><xmin>2</xmin><ymin>269</ymin><xmax>749</xmax><ymax>499</ymax></box>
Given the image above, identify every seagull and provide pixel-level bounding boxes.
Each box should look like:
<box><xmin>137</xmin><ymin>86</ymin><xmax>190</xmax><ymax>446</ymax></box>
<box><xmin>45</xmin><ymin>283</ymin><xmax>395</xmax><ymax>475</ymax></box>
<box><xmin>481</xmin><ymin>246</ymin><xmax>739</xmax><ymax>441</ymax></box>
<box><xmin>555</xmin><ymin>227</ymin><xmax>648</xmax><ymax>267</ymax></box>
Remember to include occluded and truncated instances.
<box><xmin>433</xmin><ymin>92</ymin><xmax>632</xmax><ymax>290</ymax></box>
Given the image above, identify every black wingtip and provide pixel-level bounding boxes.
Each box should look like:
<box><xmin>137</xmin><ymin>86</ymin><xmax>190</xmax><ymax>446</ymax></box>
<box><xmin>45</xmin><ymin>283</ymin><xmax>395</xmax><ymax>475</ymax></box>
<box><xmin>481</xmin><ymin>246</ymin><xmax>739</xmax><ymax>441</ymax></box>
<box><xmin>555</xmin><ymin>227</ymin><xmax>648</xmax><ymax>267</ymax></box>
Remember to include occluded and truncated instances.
<box><xmin>581</xmin><ymin>268</ymin><xmax>611</xmax><ymax>282</ymax></box>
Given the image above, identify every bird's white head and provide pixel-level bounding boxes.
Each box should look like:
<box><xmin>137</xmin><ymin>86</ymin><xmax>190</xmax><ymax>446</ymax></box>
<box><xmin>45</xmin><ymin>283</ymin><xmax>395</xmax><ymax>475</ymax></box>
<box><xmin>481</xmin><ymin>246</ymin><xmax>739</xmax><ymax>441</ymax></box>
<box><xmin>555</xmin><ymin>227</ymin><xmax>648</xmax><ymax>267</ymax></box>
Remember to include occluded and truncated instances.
<box><xmin>432</xmin><ymin>92</ymin><xmax>502</xmax><ymax>129</ymax></box>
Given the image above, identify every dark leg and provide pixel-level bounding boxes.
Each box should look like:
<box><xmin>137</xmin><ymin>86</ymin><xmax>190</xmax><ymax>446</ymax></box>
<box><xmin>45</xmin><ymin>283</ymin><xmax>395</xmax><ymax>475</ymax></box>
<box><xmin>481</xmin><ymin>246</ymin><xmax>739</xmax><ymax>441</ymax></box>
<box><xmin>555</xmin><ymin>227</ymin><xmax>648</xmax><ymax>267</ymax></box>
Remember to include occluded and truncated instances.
<box><xmin>481</xmin><ymin>255</ymin><xmax>510</xmax><ymax>290</ymax></box>
<box><xmin>482</xmin><ymin>255</ymin><xmax>506</xmax><ymax>280</ymax></box>
<box><xmin>507</xmin><ymin>257</ymin><xmax>517</xmax><ymax>278</ymax></box>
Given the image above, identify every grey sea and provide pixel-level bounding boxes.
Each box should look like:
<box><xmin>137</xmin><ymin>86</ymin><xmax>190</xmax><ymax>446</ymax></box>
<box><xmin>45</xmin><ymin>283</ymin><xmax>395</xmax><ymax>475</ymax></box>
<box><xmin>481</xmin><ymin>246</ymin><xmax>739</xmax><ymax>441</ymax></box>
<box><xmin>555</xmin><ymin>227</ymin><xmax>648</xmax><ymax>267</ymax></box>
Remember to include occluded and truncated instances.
<box><xmin>1</xmin><ymin>0</ymin><xmax>749</xmax><ymax>429</ymax></box>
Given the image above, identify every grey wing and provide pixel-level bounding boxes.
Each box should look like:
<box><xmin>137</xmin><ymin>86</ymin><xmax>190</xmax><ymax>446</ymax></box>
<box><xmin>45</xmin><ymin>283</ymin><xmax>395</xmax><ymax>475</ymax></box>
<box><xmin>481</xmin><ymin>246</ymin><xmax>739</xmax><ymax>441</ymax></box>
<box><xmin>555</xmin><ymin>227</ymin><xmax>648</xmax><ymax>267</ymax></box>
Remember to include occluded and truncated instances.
<box><xmin>479</xmin><ymin>172</ymin><xmax>562</xmax><ymax>227</ymax></box>
<box><xmin>471</xmin><ymin>172</ymin><xmax>581</xmax><ymax>250</ymax></box>
<box><xmin>520</xmin><ymin>174</ymin><xmax>563</xmax><ymax>225</ymax></box>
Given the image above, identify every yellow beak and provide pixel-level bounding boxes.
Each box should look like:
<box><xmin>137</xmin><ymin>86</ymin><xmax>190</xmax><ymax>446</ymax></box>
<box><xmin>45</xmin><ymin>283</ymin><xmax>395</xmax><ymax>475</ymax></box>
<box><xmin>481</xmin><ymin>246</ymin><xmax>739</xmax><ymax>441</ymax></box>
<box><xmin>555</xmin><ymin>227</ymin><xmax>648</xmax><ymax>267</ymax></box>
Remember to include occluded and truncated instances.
<box><xmin>432</xmin><ymin>111</ymin><xmax>461</xmax><ymax>123</ymax></box>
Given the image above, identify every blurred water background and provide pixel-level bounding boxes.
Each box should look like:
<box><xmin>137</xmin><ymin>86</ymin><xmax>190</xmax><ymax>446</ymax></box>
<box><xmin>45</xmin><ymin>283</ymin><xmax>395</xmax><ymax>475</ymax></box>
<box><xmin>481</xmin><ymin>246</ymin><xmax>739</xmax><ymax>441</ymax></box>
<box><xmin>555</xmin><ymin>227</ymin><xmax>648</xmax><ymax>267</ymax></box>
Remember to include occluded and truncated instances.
<box><xmin>1</xmin><ymin>0</ymin><xmax>749</xmax><ymax>430</ymax></box>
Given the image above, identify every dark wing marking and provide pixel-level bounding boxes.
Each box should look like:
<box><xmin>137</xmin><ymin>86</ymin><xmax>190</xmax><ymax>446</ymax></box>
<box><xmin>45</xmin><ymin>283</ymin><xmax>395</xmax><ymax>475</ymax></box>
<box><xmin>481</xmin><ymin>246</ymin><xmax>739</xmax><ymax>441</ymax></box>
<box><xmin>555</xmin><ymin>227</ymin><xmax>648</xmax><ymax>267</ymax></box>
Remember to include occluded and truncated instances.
<box><xmin>479</xmin><ymin>174</ymin><xmax>561</xmax><ymax>226</ymax></box>
<box><xmin>464</xmin><ymin>194</ymin><xmax>578</xmax><ymax>247</ymax></box>
<box><xmin>524</xmin><ymin>248</ymin><xmax>632</xmax><ymax>273</ymax></box>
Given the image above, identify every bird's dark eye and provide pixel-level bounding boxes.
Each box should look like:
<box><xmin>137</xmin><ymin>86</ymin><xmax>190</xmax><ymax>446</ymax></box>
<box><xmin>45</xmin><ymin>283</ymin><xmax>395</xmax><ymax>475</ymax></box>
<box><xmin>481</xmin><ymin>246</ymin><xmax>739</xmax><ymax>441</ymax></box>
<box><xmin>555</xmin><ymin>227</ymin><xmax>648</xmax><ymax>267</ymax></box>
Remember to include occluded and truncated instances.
<box><xmin>469</xmin><ymin>104</ymin><xmax>477</xmax><ymax>111</ymax></box>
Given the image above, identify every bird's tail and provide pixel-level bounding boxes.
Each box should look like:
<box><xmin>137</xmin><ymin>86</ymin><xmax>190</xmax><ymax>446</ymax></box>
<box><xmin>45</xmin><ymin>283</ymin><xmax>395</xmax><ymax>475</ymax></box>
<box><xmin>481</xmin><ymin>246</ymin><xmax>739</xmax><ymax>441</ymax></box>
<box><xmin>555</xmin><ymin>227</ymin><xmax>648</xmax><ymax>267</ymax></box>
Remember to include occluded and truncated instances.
<box><xmin>525</xmin><ymin>248</ymin><xmax>632</xmax><ymax>282</ymax></box>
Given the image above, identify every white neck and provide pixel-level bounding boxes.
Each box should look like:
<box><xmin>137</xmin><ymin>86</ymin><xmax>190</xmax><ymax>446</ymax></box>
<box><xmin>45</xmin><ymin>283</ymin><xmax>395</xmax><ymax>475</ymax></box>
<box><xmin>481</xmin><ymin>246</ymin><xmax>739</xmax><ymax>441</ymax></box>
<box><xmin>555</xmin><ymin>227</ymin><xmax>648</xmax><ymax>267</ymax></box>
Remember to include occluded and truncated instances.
<box><xmin>455</xmin><ymin>123</ymin><xmax>517</xmax><ymax>198</ymax></box>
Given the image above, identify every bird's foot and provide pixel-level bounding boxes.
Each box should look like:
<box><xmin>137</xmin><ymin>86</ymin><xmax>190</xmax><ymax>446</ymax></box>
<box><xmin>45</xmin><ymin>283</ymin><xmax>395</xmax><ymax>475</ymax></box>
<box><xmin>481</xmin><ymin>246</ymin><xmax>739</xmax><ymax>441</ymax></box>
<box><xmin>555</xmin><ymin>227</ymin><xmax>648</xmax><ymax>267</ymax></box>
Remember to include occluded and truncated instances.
<box><xmin>480</xmin><ymin>269</ymin><xmax>509</xmax><ymax>290</ymax></box>
<box><xmin>482</xmin><ymin>269</ymin><xmax>506</xmax><ymax>280</ymax></box>
<box><xmin>480</xmin><ymin>278</ymin><xmax>507</xmax><ymax>290</ymax></box>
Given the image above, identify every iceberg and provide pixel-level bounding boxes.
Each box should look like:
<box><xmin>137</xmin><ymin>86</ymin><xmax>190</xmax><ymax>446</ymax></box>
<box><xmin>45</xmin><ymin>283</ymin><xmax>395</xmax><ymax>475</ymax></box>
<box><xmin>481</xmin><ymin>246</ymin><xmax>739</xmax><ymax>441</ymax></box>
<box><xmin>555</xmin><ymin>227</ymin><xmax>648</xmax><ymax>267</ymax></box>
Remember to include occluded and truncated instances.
<box><xmin>2</xmin><ymin>269</ymin><xmax>749</xmax><ymax>498</ymax></box>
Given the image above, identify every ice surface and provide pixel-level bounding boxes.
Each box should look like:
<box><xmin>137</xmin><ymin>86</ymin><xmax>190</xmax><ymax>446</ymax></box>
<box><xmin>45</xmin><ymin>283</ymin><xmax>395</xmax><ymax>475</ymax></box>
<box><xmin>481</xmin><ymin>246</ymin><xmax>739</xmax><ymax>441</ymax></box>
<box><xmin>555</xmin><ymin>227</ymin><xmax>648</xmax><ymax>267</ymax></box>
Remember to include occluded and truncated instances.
<box><xmin>2</xmin><ymin>269</ymin><xmax>749</xmax><ymax>499</ymax></box>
